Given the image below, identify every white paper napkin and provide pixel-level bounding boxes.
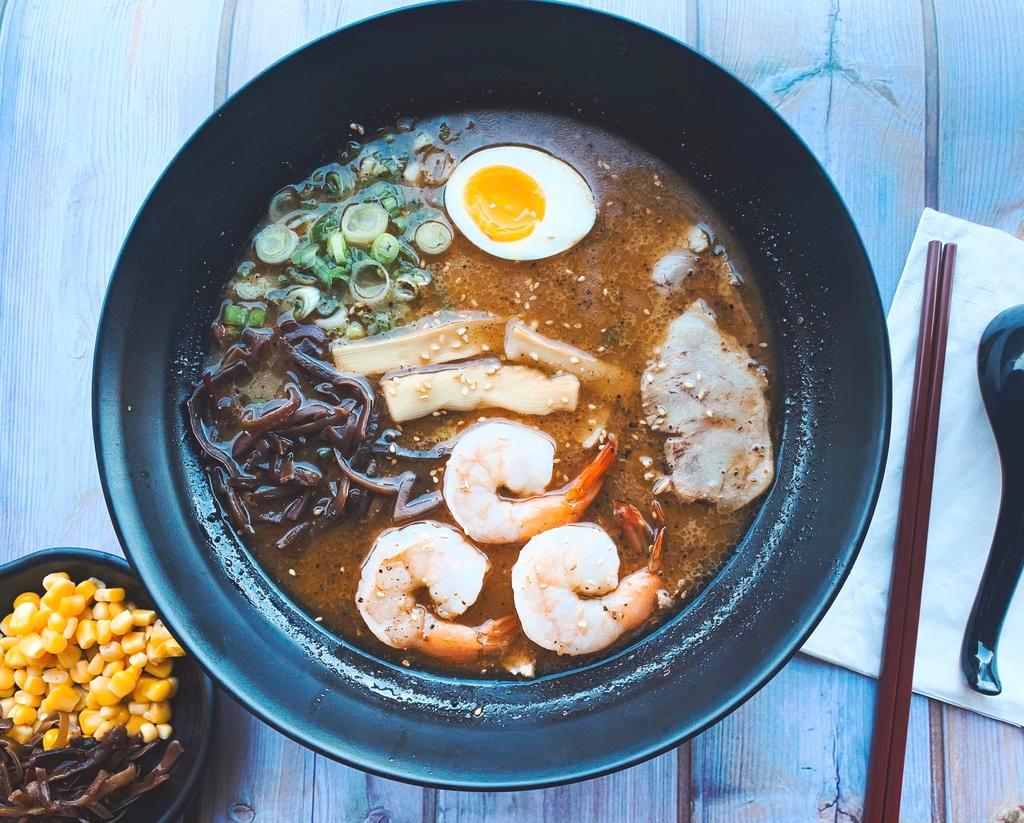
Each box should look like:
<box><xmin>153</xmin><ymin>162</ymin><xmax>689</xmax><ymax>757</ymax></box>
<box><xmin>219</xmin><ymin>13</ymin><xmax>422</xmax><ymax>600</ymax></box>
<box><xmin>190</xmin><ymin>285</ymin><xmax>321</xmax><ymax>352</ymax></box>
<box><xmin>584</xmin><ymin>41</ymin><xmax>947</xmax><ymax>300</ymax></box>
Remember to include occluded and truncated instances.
<box><xmin>802</xmin><ymin>208</ymin><xmax>1024</xmax><ymax>725</ymax></box>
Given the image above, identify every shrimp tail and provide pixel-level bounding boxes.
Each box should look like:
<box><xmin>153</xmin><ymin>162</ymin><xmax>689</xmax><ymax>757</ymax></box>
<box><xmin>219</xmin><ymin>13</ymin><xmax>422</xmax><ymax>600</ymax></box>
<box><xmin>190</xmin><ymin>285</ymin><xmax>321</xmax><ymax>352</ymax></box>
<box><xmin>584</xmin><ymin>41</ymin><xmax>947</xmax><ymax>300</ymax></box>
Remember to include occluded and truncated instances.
<box><xmin>648</xmin><ymin>526</ymin><xmax>665</xmax><ymax>575</ymax></box>
<box><xmin>613</xmin><ymin>499</ymin><xmax>655</xmax><ymax>552</ymax></box>
<box><xmin>564</xmin><ymin>435</ymin><xmax>617</xmax><ymax>513</ymax></box>
<box><xmin>476</xmin><ymin>614</ymin><xmax>519</xmax><ymax>653</ymax></box>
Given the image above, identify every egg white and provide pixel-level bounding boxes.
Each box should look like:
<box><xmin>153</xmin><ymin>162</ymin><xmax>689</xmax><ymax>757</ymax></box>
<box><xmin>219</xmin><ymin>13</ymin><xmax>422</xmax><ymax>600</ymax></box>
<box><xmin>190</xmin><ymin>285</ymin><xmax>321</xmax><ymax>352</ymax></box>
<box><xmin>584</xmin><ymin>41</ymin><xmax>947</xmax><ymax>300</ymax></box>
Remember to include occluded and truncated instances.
<box><xmin>443</xmin><ymin>146</ymin><xmax>596</xmax><ymax>261</ymax></box>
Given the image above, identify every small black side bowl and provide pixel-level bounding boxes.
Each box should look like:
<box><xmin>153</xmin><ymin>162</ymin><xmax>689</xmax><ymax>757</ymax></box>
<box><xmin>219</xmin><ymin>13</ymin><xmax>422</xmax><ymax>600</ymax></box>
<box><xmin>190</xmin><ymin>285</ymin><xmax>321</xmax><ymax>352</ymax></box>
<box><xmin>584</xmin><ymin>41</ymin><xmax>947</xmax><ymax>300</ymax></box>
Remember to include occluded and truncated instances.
<box><xmin>0</xmin><ymin>548</ymin><xmax>214</xmax><ymax>822</ymax></box>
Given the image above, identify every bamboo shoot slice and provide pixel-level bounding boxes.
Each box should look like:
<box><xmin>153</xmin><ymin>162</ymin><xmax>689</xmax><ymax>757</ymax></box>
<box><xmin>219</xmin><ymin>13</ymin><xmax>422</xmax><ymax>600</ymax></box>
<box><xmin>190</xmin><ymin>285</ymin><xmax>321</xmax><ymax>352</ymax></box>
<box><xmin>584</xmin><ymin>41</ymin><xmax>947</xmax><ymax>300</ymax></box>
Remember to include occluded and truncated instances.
<box><xmin>503</xmin><ymin>319</ymin><xmax>625</xmax><ymax>383</ymax></box>
<box><xmin>380</xmin><ymin>359</ymin><xmax>580</xmax><ymax>423</ymax></box>
<box><xmin>331</xmin><ymin>311</ymin><xmax>504</xmax><ymax>375</ymax></box>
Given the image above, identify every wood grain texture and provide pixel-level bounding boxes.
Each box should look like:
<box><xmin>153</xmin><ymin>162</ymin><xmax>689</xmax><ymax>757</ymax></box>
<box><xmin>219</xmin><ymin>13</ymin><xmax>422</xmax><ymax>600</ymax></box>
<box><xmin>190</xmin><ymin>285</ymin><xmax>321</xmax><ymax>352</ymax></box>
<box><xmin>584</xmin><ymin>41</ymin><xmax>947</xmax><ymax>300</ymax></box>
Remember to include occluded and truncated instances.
<box><xmin>932</xmin><ymin>2</ymin><xmax>1024</xmax><ymax>819</ymax></box>
<box><xmin>0</xmin><ymin>0</ymin><xmax>222</xmax><ymax>560</ymax></box>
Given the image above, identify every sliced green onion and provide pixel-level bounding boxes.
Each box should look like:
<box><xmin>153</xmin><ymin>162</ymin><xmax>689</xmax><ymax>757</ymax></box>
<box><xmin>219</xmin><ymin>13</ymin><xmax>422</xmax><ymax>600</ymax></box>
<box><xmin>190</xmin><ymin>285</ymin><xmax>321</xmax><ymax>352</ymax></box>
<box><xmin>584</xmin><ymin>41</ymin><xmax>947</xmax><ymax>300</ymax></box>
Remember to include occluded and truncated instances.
<box><xmin>414</xmin><ymin>221</ymin><xmax>453</xmax><ymax>255</ymax></box>
<box><xmin>311</xmin><ymin>256</ymin><xmax>348</xmax><ymax>287</ymax></box>
<box><xmin>344</xmin><ymin>321</ymin><xmax>366</xmax><ymax>340</ymax></box>
<box><xmin>324</xmin><ymin>167</ymin><xmax>356</xmax><ymax>198</ymax></box>
<box><xmin>290</xmin><ymin>243</ymin><xmax>318</xmax><ymax>269</ymax></box>
<box><xmin>371</xmin><ymin>233</ymin><xmax>401</xmax><ymax>265</ymax></box>
<box><xmin>398</xmin><ymin>264</ymin><xmax>433</xmax><ymax>288</ymax></box>
<box><xmin>247</xmin><ymin>306</ymin><xmax>267</xmax><ymax>327</ymax></box>
<box><xmin>285</xmin><ymin>286</ymin><xmax>321</xmax><ymax>318</ymax></box>
<box><xmin>222</xmin><ymin>304</ymin><xmax>248</xmax><ymax>326</ymax></box>
<box><xmin>396</xmin><ymin>238</ymin><xmax>420</xmax><ymax>266</ymax></box>
<box><xmin>237</xmin><ymin>261</ymin><xmax>256</xmax><ymax>277</ymax></box>
<box><xmin>268</xmin><ymin>187</ymin><xmax>300</xmax><ymax>221</ymax></box>
<box><xmin>392</xmin><ymin>275</ymin><xmax>418</xmax><ymax>303</ymax></box>
<box><xmin>316</xmin><ymin>297</ymin><xmax>340</xmax><ymax>317</ymax></box>
<box><xmin>310</xmin><ymin>210</ymin><xmax>339</xmax><ymax>245</ymax></box>
<box><xmin>288</xmin><ymin>269</ymin><xmax>318</xmax><ymax>286</ymax></box>
<box><xmin>367</xmin><ymin>310</ymin><xmax>394</xmax><ymax>336</ymax></box>
<box><xmin>254</xmin><ymin>224</ymin><xmax>300</xmax><ymax>265</ymax></box>
<box><xmin>348</xmin><ymin>259</ymin><xmax>391</xmax><ymax>306</ymax></box>
<box><xmin>362</xmin><ymin>182</ymin><xmax>405</xmax><ymax>218</ymax></box>
<box><xmin>341</xmin><ymin>203</ymin><xmax>389</xmax><ymax>247</ymax></box>
<box><xmin>315</xmin><ymin>305</ymin><xmax>349</xmax><ymax>331</ymax></box>
<box><xmin>327</xmin><ymin>230</ymin><xmax>348</xmax><ymax>264</ymax></box>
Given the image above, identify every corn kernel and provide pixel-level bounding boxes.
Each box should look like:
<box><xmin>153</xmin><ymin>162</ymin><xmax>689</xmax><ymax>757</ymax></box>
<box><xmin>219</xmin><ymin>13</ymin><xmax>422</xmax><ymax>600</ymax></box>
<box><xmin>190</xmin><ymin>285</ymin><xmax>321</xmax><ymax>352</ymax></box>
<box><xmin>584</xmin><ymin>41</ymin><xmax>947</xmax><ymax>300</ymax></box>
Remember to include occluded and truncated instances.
<box><xmin>13</xmin><ymin>593</ymin><xmax>40</xmax><ymax>609</ymax></box>
<box><xmin>128</xmin><ymin>701</ymin><xmax>148</xmax><ymax>716</ymax></box>
<box><xmin>42</xmin><ymin>727</ymin><xmax>60</xmax><ymax>750</ymax></box>
<box><xmin>131</xmin><ymin>609</ymin><xmax>156</xmax><ymax>627</ymax></box>
<box><xmin>140</xmin><ymin>678</ymin><xmax>172</xmax><ymax>703</ymax></box>
<box><xmin>3</xmin><ymin>647</ymin><xmax>27</xmax><ymax>669</ymax></box>
<box><xmin>92</xmin><ymin>688</ymin><xmax>120</xmax><ymax>708</ymax></box>
<box><xmin>30</xmin><ymin>609</ymin><xmax>51</xmax><ymax>631</ymax></box>
<box><xmin>61</xmin><ymin>616</ymin><xmax>79</xmax><ymax>640</ymax></box>
<box><xmin>91</xmin><ymin>602</ymin><xmax>109</xmax><ymax>620</ymax></box>
<box><xmin>75</xmin><ymin>579</ymin><xmax>101</xmax><ymax>601</ymax></box>
<box><xmin>46</xmin><ymin>612</ymin><xmax>68</xmax><ymax>633</ymax></box>
<box><xmin>94</xmin><ymin>720</ymin><xmax>115</xmax><ymax>739</ymax></box>
<box><xmin>9</xmin><ymin>703</ymin><xmax>36</xmax><ymax>726</ymax></box>
<box><xmin>42</xmin><ymin>572</ymin><xmax>70</xmax><ymax>591</ymax></box>
<box><xmin>57</xmin><ymin>595</ymin><xmax>87</xmax><ymax>617</ymax></box>
<box><xmin>86</xmin><ymin>655</ymin><xmax>105</xmax><ymax>677</ymax></box>
<box><xmin>108</xmin><ymin>667</ymin><xmax>139</xmax><ymax>699</ymax></box>
<box><xmin>98</xmin><ymin>642</ymin><xmax>124</xmax><ymax>663</ymax></box>
<box><xmin>21</xmin><ymin>674</ymin><xmax>45</xmax><ymax>696</ymax></box>
<box><xmin>0</xmin><ymin>617</ymin><xmax>11</xmax><ymax>638</ymax></box>
<box><xmin>9</xmin><ymin>603</ymin><xmax>35</xmax><ymax>636</ymax></box>
<box><xmin>7</xmin><ymin>724</ymin><xmax>33</xmax><ymax>744</ymax></box>
<box><xmin>78</xmin><ymin>709</ymin><xmax>102</xmax><ymax>736</ymax></box>
<box><xmin>69</xmin><ymin>660</ymin><xmax>91</xmax><ymax>684</ymax></box>
<box><xmin>143</xmin><ymin>701</ymin><xmax>171</xmax><ymax>724</ymax></box>
<box><xmin>41</xmin><ymin>683</ymin><xmax>78</xmax><ymax>713</ymax></box>
<box><xmin>96</xmin><ymin>620</ymin><xmax>112</xmax><ymax>646</ymax></box>
<box><xmin>121</xmin><ymin>632</ymin><xmax>145</xmax><ymax>655</ymax></box>
<box><xmin>0</xmin><ymin>698</ymin><xmax>13</xmax><ymax>717</ymax></box>
<box><xmin>139</xmin><ymin>722</ymin><xmax>158</xmax><ymax>743</ymax></box>
<box><xmin>18</xmin><ymin>635</ymin><xmax>46</xmax><ymax>661</ymax></box>
<box><xmin>14</xmin><ymin>690</ymin><xmax>40</xmax><ymax>708</ymax></box>
<box><xmin>128</xmin><ymin>651</ymin><xmax>148</xmax><ymax>668</ymax></box>
<box><xmin>0</xmin><ymin>666</ymin><xmax>13</xmax><ymax>692</ymax></box>
<box><xmin>41</xmin><ymin>628</ymin><xmax>68</xmax><ymax>655</ymax></box>
<box><xmin>41</xmin><ymin>578</ymin><xmax>74</xmax><ymax>608</ymax></box>
<box><xmin>143</xmin><ymin>660</ymin><xmax>172</xmax><ymax>679</ymax></box>
<box><xmin>76</xmin><ymin>620</ymin><xmax>97</xmax><ymax>650</ymax></box>
<box><xmin>156</xmin><ymin>723</ymin><xmax>172</xmax><ymax>740</ymax></box>
<box><xmin>108</xmin><ymin>601</ymin><xmax>127</xmax><ymax>618</ymax></box>
<box><xmin>126</xmin><ymin>715</ymin><xmax>145</xmax><ymax>735</ymax></box>
<box><xmin>110</xmin><ymin>610</ymin><xmax>133</xmax><ymax>636</ymax></box>
<box><xmin>153</xmin><ymin>639</ymin><xmax>185</xmax><ymax>659</ymax></box>
<box><xmin>56</xmin><ymin>645</ymin><xmax>81</xmax><ymax>668</ymax></box>
<box><xmin>102</xmin><ymin>659</ymin><xmax>125</xmax><ymax>678</ymax></box>
<box><xmin>42</xmin><ymin>668</ymin><xmax>69</xmax><ymax>685</ymax></box>
<box><xmin>94</xmin><ymin>588</ymin><xmax>125</xmax><ymax>603</ymax></box>
<box><xmin>84</xmin><ymin>691</ymin><xmax>99</xmax><ymax>710</ymax></box>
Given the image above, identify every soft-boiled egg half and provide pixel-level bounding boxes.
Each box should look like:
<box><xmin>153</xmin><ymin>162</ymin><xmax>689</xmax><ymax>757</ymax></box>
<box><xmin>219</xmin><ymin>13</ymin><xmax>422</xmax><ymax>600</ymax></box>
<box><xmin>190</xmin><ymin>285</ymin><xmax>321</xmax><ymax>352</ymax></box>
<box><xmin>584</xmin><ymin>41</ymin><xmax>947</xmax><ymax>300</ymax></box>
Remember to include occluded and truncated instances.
<box><xmin>443</xmin><ymin>146</ymin><xmax>596</xmax><ymax>260</ymax></box>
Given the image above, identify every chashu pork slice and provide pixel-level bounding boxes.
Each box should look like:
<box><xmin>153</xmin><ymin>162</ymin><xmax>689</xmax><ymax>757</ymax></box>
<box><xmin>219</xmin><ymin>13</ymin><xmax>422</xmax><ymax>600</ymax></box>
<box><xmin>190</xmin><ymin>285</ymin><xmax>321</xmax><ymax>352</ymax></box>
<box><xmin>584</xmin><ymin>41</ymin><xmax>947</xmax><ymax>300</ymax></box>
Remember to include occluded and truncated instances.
<box><xmin>641</xmin><ymin>299</ymin><xmax>773</xmax><ymax>510</ymax></box>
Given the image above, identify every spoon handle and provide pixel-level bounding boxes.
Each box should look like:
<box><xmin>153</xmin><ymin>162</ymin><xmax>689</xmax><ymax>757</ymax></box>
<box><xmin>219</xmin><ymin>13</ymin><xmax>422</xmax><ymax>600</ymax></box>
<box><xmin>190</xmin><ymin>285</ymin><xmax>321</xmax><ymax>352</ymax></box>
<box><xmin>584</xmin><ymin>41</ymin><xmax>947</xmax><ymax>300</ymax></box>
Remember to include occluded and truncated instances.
<box><xmin>961</xmin><ymin>468</ymin><xmax>1024</xmax><ymax>694</ymax></box>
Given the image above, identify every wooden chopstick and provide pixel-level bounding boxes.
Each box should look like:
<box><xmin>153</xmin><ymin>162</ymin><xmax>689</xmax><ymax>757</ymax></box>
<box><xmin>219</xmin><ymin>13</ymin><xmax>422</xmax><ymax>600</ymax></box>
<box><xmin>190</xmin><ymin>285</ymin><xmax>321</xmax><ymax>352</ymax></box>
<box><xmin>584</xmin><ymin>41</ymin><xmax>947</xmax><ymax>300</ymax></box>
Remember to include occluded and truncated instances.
<box><xmin>864</xmin><ymin>241</ymin><xmax>957</xmax><ymax>823</ymax></box>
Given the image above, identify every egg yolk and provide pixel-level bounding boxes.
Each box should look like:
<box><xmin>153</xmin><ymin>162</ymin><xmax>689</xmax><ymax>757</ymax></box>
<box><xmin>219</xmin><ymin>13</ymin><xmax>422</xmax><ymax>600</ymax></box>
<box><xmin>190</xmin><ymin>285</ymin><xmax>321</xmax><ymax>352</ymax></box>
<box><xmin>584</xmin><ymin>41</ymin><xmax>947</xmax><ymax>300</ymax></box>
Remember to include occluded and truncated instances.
<box><xmin>462</xmin><ymin>165</ymin><xmax>546</xmax><ymax>242</ymax></box>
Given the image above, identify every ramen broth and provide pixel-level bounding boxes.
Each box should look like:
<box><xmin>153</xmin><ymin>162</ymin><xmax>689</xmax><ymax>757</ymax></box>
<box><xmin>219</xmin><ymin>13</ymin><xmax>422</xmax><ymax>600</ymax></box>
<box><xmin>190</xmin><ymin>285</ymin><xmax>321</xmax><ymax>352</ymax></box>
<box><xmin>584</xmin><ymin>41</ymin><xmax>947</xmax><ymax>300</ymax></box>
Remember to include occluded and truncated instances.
<box><xmin>200</xmin><ymin>111</ymin><xmax>776</xmax><ymax>676</ymax></box>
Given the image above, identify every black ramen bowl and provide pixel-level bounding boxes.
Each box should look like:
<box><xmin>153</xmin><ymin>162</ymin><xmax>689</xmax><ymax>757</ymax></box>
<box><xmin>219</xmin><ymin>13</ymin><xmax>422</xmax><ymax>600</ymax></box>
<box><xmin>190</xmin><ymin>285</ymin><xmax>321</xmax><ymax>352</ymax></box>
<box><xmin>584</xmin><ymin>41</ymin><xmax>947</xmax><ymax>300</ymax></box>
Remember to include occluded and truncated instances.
<box><xmin>93</xmin><ymin>0</ymin><xmax>890</xmax><ymax>789</ymax></box>
<box><xmin>0</xmin><ymin>548</ymin><xmax>214</xmax><ymax>819</ymax></box>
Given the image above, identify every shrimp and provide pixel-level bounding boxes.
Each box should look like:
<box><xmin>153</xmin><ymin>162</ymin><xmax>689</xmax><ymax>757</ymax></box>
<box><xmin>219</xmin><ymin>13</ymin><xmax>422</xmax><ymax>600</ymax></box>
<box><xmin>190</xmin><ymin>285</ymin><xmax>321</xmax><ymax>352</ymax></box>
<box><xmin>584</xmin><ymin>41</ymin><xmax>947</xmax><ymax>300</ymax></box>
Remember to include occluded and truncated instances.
<box><xmin>442</xmin><ymin>419</ymin><xmax>617</xmax><ymax>544</ymax></box>
<box><xmin>511</xmin><ymin>518</ymin><xmax>667</xmax><ymax>656</ymax></box>
<box><xmin>356</xmin><ymin>521</ymin><xmax>517</xmax><ymax>663</ymax></box>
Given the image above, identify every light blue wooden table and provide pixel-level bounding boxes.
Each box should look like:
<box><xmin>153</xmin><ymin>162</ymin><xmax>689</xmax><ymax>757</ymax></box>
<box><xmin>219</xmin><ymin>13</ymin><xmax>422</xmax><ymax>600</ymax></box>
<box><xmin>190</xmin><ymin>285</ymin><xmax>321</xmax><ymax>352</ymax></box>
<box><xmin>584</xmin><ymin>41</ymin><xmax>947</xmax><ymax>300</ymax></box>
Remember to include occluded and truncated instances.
<box><xmin>2</xmin><ymin>0</ymin><xmax>1023</xmax><ymax>820</ymax></box>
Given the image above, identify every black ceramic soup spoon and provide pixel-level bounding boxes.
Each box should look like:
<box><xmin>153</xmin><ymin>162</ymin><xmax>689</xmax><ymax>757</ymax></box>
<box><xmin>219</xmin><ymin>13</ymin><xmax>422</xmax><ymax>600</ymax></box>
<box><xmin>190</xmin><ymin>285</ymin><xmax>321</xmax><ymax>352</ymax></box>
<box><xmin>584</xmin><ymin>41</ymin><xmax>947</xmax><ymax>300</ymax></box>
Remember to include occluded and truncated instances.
<box><xmin>961</xmin><ymin>304</ymin><xmax>1024</xmax><ymax>695</ymax></box>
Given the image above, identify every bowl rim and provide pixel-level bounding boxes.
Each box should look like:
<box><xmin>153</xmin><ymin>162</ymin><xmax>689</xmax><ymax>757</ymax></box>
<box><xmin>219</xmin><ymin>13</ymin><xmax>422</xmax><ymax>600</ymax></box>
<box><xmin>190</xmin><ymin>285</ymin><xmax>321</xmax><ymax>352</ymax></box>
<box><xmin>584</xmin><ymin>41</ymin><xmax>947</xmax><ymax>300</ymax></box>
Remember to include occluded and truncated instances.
<box><xmin>0</xmin><ymin>547</ymin><xmax>216</xmax><ymax>820</ymax></box>
<box><xmin>91</xmin><ymin>0</ymin><xmax>891</xmax><ymax>790</ymax></box>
